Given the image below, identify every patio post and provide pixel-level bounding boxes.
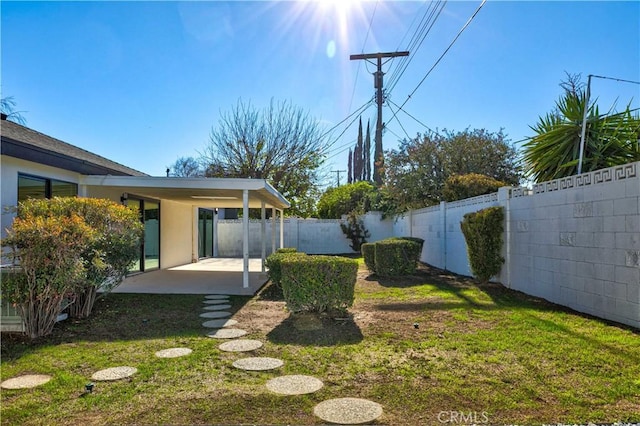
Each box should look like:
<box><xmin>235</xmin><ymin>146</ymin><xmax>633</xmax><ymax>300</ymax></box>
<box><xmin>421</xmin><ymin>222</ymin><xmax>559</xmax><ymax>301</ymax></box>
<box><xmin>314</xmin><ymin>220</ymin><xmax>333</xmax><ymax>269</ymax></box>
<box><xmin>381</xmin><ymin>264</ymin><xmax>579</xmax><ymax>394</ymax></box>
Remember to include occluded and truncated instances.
<box><xmin>279</xmin><ymin>209</ymin><xmax>284</xmax><ymax>249</ymax></box>
<box><xmin>242</xmin><ymin>189</ymin><xmax>249</xmax><ymax>288</ymax></box>
<box><xmin>261</xmin><ymin>201</ymin><xmax>266</xmax><ymax>272</ymax></box>
<box><xmin>271</xmin><ymin>207</ymin><xmax>276</xmax><ymax>254</ymax></box>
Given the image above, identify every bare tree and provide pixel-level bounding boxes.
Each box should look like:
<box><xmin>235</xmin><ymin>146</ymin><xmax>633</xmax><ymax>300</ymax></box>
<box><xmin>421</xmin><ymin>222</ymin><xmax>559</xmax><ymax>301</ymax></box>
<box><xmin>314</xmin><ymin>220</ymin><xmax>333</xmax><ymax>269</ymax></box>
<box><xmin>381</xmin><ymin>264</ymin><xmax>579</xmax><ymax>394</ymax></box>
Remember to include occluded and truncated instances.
<box><xmin>168</xmin><ymin>156</ymin><xmax>204</xmax><ymax>177</ymax></box>
<box><xmin>200</xmin><ymin>99</ymin><xmax>326</xmax><ymax>217</ymax></box>
<box><xmin>1</xmin><ymin>96</ymin><xmax>27</xmax><ymax>125</ymax></box>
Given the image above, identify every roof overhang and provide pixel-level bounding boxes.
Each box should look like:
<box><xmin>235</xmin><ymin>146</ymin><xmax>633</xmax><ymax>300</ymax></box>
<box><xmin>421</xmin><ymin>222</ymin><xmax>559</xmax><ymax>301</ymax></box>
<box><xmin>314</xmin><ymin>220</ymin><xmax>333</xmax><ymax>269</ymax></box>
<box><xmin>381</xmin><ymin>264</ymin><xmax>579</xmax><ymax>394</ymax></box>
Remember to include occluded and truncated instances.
<box><xmin>80</xmin><ymin>176</ymin><xmax>290</xmax><ymax>210</ymax></box>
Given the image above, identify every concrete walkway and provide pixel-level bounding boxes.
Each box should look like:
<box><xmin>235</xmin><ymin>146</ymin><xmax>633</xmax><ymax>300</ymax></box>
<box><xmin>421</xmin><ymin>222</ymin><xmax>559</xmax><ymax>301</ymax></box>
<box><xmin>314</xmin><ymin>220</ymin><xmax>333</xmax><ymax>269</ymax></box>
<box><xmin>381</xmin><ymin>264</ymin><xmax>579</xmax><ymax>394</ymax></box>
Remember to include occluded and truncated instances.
<box><xmin>113</xmin><ymin>258</ymin><xmax>267</xmax><ymax>296</ymax></box>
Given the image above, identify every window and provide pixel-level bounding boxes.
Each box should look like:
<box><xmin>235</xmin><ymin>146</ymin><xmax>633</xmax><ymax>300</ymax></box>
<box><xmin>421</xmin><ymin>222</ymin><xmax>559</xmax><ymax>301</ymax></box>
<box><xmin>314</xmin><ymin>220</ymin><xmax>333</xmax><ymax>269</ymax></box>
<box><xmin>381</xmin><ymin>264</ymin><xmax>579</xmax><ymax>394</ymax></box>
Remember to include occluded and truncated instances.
<box><xmin>17</xmin><ymin>174</ymin><xmax>78</xmax><ymax>201</ymax></box>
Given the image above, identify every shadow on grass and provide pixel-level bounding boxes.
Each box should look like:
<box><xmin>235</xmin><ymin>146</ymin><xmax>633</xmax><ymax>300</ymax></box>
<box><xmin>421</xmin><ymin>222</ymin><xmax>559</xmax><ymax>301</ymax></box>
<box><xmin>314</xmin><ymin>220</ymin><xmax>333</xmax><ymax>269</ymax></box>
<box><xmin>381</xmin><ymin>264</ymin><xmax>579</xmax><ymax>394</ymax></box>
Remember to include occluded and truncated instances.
<box><xmin>0</xmin><ymin>293</ymin><xmax>252</xmax><ymax>361</ymax></box>
<box><xmin>267</xmin><ymin>312</ymin><xmax>363</xmax><ymax>346</ymax></box>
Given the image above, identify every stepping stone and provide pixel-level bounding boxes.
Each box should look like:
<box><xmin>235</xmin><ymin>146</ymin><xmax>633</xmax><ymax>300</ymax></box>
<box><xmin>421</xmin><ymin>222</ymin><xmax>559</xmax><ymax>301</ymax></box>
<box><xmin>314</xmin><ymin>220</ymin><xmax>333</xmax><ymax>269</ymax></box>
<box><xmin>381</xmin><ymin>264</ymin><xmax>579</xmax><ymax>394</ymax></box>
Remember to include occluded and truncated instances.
<box><xmin>91</xmin><ymin>366</ymin><xmax>137</xmax><ymax>381</ymax></box>
<box><xmin>204</xmin><ymin>295</ymin><xmax>229</xmax><ymax>300</ymax></box>
<box><xmin>155</xmin><ymin>348</ymin><xmax>192</xmax><ymax>358</ymax></box>
<box><xmin>218</xmin><ymin>339</ymin><xmax>263</xmax><ymax>352</ymax></box>
<box><xmin>233</xmin><ymin>357</ymin><xmax>284</xmax><ymax>371</ymax></box>
<box><xmin>266</xmin><ymin>375</ymin><xmax>323</xmax><ymax>395</ymax></box>
<box><xmin>314</xmin><ymin>398</ymin><xmax>383</xmax><ymax>425</ymax></box>
<box><xmin>203</xmin><ymin>300</ymin><xmax>230</xmax><ymax>305</ymax></box>
<box><xmin>202</xmin><ymin>319</ymin><xmax>238</xmax><ymax>328</ymax></box>
<box><xmin>206</xmin><ymin>328</ymin><xmax>247</xmax><ymax>339</ymax></box>
<box><xmin>199</xmin><ymin>311</ymin><xmax>231</xmax><ymax>319</ymax></box>
<box><xmin>202</xmin><ymin>304</ymin><xmax>232</xmax><ymax>311</ymax></box>
<box><xmin>1</xmin><ymin>374</ymin><xmax>52</xmax><ymax>389</ymax></box>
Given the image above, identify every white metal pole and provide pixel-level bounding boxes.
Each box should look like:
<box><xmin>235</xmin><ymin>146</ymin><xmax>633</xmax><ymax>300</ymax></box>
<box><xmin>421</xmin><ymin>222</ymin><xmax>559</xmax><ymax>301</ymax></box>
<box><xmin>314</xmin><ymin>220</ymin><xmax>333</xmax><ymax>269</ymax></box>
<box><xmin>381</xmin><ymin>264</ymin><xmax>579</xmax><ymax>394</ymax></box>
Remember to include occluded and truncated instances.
<box><xmin>261</xmin><ymin>201</ymin><xmax>266</xmax><ymax>272</ymax></box>
<box><xmin>242</xmin><ymin>190</ymin><xmax>249</xmax><ymax>289</ymax></box>
<box><xmin>577</xmin><ymin>74</ymin><xmax>592</xmax><ymax>175</ymax></box>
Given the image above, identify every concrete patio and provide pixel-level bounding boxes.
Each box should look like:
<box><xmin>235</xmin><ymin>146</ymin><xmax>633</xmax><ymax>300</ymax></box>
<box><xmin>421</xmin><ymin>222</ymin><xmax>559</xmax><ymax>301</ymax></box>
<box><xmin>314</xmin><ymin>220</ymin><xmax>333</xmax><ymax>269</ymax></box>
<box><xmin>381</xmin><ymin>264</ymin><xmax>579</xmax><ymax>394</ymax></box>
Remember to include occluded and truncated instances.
<box><xmin>113</xmin><ymin>258</ymin><xmax>268</xmax><ymax>296</ymax></box>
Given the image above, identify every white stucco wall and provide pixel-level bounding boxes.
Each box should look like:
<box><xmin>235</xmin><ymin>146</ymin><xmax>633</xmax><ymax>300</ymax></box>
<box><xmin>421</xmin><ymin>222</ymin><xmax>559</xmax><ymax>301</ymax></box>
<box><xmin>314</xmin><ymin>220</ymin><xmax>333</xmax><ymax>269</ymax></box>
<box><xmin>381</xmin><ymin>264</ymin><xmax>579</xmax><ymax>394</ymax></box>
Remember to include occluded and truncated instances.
<box><xmin>160</xmin><ymin>200</ymin><xmax>194</xmax><ymax>268</ymax></box>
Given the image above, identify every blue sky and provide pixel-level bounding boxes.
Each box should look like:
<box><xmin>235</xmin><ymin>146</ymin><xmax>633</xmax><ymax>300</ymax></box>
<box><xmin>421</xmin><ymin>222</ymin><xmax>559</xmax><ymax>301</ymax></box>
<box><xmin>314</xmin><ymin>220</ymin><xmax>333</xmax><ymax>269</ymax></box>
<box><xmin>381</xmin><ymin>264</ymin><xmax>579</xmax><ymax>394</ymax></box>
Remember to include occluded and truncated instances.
<box><xmin>2</xmin><ymin>1</ymin><xmax>639</xmax><ymax>182</ymax></box>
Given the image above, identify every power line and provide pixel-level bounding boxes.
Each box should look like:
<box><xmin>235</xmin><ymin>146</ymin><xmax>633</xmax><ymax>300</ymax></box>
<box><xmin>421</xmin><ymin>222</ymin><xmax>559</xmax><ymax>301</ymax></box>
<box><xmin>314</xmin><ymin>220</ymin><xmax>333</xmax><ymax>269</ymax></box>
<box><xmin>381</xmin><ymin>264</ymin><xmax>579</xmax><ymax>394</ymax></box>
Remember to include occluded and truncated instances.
<box><xmin>386</xmin><ymin>98</ymin><xmax>435</xmax><ymax>134</ymax></box>
<box><xmin>387</xmin><ymin>0</ymin><xmax>487</xmax><ymax>129</ymax></box>
<box><xmin>321</xmin><ymin>100</ymin><xmax>375</xmax><ymax>157</ymax></box>
<box><xmin>590</xmin><ymin>75</ymin><xmax>640</xmax><ymax>85</ymax></box>
<box><xmin>385</xmin><ymin>101</ymin><xmax>412</xmax><ymax>140</ymax></box>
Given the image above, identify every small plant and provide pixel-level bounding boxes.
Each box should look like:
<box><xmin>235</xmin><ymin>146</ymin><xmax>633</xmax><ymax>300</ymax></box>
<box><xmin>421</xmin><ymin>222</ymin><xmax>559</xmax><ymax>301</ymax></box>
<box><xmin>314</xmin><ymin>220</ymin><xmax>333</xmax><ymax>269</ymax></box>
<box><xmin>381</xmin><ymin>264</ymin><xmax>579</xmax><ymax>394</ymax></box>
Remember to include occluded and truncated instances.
<box><xmin>460</xmin><ymin>206</ymin><xmax>505</xmax><ymax>282</ymax></box>
<box><xmin>340</xmin><ymin>211</ymin><xmax>370</xmax><ymax>252</ymax></box>
<box><xmin>280</xmin><ymin>255</ymin><xmax>357</xmax><ymax>314</ymax></box>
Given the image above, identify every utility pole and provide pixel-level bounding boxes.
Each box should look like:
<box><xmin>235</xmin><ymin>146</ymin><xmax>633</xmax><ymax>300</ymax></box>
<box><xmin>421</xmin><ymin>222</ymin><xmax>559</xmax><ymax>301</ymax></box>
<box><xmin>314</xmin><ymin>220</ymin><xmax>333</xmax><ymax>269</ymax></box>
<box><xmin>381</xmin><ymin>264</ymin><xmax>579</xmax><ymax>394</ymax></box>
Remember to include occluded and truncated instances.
<box><xmin>350</xmin><ymin>51</ymin><xmax>409</xmax><ymax>185</ymax></box>
<box><xmin>331</xmin><ymin>170</ymin><xmax>347</xmax><ymax>186</ymax></box>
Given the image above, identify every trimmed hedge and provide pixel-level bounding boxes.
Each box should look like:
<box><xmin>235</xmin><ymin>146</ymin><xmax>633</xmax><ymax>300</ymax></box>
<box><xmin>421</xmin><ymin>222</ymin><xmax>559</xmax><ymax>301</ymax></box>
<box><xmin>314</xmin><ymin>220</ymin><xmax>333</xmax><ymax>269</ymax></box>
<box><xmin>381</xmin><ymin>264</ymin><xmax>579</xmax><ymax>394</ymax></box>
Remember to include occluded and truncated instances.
<box><xmin>265</xmin><ymin>251</ymin><xmax>306</xmax><ymax>287</ymax></box>
<box><xmin>460</xmin><ymin>206</ymin><xmax>505</xmax><ymax>282</ymax></box>
<box><xmin>280</xmin><ymin>255</ymin><xmax>358</xmax><ymax>314</ymax></box>
<box><xmin>361</xmin><ymin>243</ymin><xmax>376</xmax><ymax>273</ymax></box>
<box><xmin>374</xmin><ymin>239</ymin><xmax>422</xmax><ymax>277</ymax></box>
<box><xmin>390</xmin><ymin>236</ymin><xmax>425</xmax><ymax>252</ymax></box>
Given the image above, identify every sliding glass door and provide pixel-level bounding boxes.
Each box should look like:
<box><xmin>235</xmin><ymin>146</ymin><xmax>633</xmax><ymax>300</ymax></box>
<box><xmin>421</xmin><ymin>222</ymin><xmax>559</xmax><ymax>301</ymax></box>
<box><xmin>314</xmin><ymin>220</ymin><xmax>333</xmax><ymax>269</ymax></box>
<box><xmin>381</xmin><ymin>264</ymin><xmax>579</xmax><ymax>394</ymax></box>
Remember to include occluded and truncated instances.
<box><xmin>198</xmin><ymin>208</ymin><xmax>214</xmax><ymax>259</ymax></box>
<box><xmin>127</xmin><ymin>197</ymin><xmax>160</xmax><ymax>273</ymax></box>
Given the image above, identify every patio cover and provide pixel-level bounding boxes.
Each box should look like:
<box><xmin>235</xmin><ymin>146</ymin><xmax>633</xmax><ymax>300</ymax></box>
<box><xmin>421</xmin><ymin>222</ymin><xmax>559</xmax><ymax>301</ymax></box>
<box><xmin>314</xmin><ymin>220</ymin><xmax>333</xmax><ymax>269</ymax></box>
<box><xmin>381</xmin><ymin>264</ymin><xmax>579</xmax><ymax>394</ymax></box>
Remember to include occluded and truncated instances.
<box><xmin>79</xmin><ymin>175</ymin><xmax>290</xmax><ymax>288</ymax></box>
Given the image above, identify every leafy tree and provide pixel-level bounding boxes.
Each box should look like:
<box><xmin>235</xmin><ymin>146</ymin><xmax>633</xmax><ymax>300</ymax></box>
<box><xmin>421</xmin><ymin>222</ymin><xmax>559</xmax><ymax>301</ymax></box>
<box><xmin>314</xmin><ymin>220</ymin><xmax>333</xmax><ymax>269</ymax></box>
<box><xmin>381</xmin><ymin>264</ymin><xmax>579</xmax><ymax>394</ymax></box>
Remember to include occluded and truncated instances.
<box><xmin>168</xmin><ymin>156</ymin><xmax>204</xmax><ymax>177</ymax></box>
<box><xmin>443</xmin><ymin>173</ymin><xmax>507</xmax><ymax>202</ymax></box>
<box><xmin>1</xmin><ymin>96</ymin><xmax>27</xmax><ymax>125</ymax></box>
<box><xmin>317</xmin><ymin>181</ymin><xmax>376</xmax><ymax>219</ymax></box>
<box><xmin>523</xmin><ymin>74</ymin><xmax>640</xmax><ymax>182</ymax></box>
<box><xmin>200</xmin><ymin>99</ymin><xmax>326</xmax><ymax>217</ymax></box>
<box><xmin>383</xmin><ymin>128</ymin><xmax>521</xmax><ymax>214</ymax></box>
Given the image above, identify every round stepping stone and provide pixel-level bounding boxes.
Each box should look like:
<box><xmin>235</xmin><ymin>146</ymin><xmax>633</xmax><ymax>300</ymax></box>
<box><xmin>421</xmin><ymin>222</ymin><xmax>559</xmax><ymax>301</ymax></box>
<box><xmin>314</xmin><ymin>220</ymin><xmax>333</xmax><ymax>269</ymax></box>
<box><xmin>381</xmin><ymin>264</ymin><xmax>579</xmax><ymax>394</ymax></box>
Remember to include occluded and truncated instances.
<box><xmin>218</xmin><ymin>339</ymin><xmax>263</xmax><ymax>352</ymax></box>
<box><xmin>202</xmin><ymin>304</ymin><xmax>232</xmax><ymax>311</ymax></box>
<box><xmin>206</xmin><ymin>328</ymin><xmax>247</xmax><ymax>339</ymax></box>
<box><xmin>199</xmin><ymin>311</ymin><xmax>231</xmax><ymax>319</ymax></box>
<box><xmin>204</xmin><ymin>295</ymin><xmax>229</xmax><ymax>300</ymax></box>
<box><xmin>314</xmin><ymin>398</ymin><xmax>383</xmax><ymax>425</ymax></box>
<box><xmin>155</xmin><ymin>348</ymin><xmax>192</xmax><ymax>358</ymax></box>
<box><xmin>203</xmin><ymin>300</ymin><xmax>229</xmax><ymax>305</ymax></box>
<box><xmin>266</xmin><ymin>375</ymin><xmax>323</xmax><ymax>395</ymax></box>
<box><xmin>202</xmin><ymin>319</ymin><xmax>238</xmax><ymax>328</ymax></box>
<box><xmin>91</xmin><ymin>366</ymin><xmax>137</xmax><ymax>381</ymax></box>
<box><xmin>233</xmin><ymin>357</ymin><xmax>283</xmax><ymax>371</ymax></box>
<box><xmin>1</xmin><ymin>374</ymin><xmax>52</xmax><ymax>389</ymax></box>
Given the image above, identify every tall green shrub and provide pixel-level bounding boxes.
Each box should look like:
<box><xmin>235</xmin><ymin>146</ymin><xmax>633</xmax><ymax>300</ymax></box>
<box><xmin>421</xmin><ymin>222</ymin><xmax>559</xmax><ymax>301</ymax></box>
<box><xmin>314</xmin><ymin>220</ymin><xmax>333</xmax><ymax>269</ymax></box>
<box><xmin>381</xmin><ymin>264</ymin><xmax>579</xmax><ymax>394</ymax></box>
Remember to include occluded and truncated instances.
<box><xmin>280</xmin><ymin>255</ymin><xmax>357</xmax><ymax>314</ymax></box>
<box><xmin>442</xmin><ymin>173</ymin><xmax>506</xmax><ymax>202</ymax></box>
<box><xmin>1</xmin><ymin>213</ymin><xmax>96</xmax><ymax>338</ymax></box>
<box><xmin>460</xmin><ymin>206</ymin><xmax>505</xmax><ymax>283</ymax></box>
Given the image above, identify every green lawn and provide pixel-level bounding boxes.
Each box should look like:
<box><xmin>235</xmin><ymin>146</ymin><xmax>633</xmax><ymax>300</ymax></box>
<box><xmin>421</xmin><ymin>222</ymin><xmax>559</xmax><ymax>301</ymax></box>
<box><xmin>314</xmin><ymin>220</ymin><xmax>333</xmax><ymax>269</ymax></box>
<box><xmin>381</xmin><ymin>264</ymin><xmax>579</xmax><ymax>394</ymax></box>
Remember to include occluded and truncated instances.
<box><xmin>1</xmin><ymin>264</ymin><xmax>639</xmax><ymax>425</ymax></box>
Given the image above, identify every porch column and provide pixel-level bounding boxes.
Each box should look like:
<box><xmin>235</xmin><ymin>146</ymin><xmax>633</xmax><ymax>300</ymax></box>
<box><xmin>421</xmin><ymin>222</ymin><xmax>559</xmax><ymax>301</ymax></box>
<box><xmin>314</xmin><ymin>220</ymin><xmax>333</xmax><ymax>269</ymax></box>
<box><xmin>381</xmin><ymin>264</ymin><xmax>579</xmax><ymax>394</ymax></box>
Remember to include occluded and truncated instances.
<box><xmin>242</xmin><ymin>190</ymin><xmax>249</xmax><ymax>289</ymax></box>
<box><xmin>261</xmin><ymin>201</ymin><xmax>266</xmax><ymax>272</ymax></box>
<box><xmin>213</xmin><ymin>208</ymin><xmax>218</xmax><ymax>257</ymax></box>
<box><xmin>271</xmin><ymin>207</ymin><xmax>277</xmax><ymax>254</ymax></box>
<box><xmin>279</xmin><ymin>209</ymin><xmax>284</xmax><ymax>249</ymax></box>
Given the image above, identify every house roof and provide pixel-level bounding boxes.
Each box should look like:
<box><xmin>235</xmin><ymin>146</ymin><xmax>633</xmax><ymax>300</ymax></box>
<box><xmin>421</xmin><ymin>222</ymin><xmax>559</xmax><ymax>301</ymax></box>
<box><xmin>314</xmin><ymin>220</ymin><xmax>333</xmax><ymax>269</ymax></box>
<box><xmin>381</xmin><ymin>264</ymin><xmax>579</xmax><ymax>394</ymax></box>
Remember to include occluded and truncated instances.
<box><xmin>81</xmin><ymin>175</ymin><xmax>291</xmax><ymax>210</ymax></box>
<box><xmin>0</xmin><ymin>118</ymin><xmax>148</xmax><ymax>177</ymax></box>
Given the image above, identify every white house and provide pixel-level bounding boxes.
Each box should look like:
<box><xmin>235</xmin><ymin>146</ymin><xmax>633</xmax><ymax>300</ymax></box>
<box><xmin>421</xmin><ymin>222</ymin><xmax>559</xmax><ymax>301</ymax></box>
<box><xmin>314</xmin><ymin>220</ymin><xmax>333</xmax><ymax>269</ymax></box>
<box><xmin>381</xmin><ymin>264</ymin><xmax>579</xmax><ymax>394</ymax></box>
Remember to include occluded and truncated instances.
<box><xmin>0</xmin><ymin>114</ymin><xmax>289</xmax><ymax>289</ymax></box>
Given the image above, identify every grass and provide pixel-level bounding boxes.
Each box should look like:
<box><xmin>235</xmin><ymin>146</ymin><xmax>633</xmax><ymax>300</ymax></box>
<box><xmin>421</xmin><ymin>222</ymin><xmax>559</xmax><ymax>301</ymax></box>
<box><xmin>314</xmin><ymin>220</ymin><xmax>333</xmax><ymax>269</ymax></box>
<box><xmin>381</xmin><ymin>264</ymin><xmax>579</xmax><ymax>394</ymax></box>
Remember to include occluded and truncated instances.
<box><xmin>1</xmin><ymin>263</ymin><xmax>639</xmax><ymax>425</ymax></box>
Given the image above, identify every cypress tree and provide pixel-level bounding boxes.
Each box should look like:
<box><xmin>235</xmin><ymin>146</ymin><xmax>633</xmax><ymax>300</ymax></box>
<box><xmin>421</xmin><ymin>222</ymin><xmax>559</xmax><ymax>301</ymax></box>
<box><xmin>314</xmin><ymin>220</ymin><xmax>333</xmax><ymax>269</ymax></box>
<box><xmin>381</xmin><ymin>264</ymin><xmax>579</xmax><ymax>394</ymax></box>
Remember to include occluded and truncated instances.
<box><xmin>364</xmin><ymin>119</ymin><xmax>371</xmax><ymax>181</ymax></box>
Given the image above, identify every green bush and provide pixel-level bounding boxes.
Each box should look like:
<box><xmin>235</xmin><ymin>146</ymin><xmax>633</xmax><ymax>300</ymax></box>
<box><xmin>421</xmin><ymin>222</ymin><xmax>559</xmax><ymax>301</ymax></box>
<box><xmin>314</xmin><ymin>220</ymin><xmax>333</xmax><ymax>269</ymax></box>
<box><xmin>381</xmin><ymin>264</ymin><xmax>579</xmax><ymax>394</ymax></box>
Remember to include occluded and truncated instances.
<box><xmin>265</xmin><ymin>251</ymin><xmax>306</xmax><ymax>287</ymax></box>
<box><xmin>12</xmin><ymin>197</ymin><xmax>144</xmax><ymax>318</ymax></box>
<box><xmin>390</xmin><ymin>236</ymin><xmax>425</xmax><ymax>252</ymax></box>
<box><xmin>442</xmin><ymin>173</ymin><xmax>506</xmax><ymax>202</ymax></box>
<box><xmin>460</xmin><ymin>206</ymin><xmax>505</xmax><ymax>282</ymax></box>
<box><xmin>361</xmin><ymin>243</ymin><xmax>376</xmax><ymax>273</ymax></box>
<box><xmin>1</xmin><ymin>211</ymin><xmax>96</xmax><ymax>338</ymax></box>
<box><xmin>373</xmin><ymin>239</ymin><xmax>422</xmax><ymax>277</ymax></box>
<box><xmin>340</xmin><ymin>211</ymin><xmax>370</xmax><ymax>252</ymax></box>
<box><xmin>317</xmin><ymin>181</ymin><xmax>376</xmax><ymax>219</ymax></box>
<box><xmin>280</xmin><ymin>255</ymin><xmax>357</xmax><ymax>314</ymax></box>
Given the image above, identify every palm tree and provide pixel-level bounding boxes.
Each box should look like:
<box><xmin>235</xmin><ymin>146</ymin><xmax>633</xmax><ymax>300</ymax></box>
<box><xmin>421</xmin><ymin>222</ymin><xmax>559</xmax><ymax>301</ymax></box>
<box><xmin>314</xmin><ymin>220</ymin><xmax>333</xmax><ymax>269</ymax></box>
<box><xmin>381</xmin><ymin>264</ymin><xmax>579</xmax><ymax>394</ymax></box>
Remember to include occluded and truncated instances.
<box><xmin>523</xmin><ymin>75</ymin><xmax>639</xmax><ymax>182</ymax></box>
